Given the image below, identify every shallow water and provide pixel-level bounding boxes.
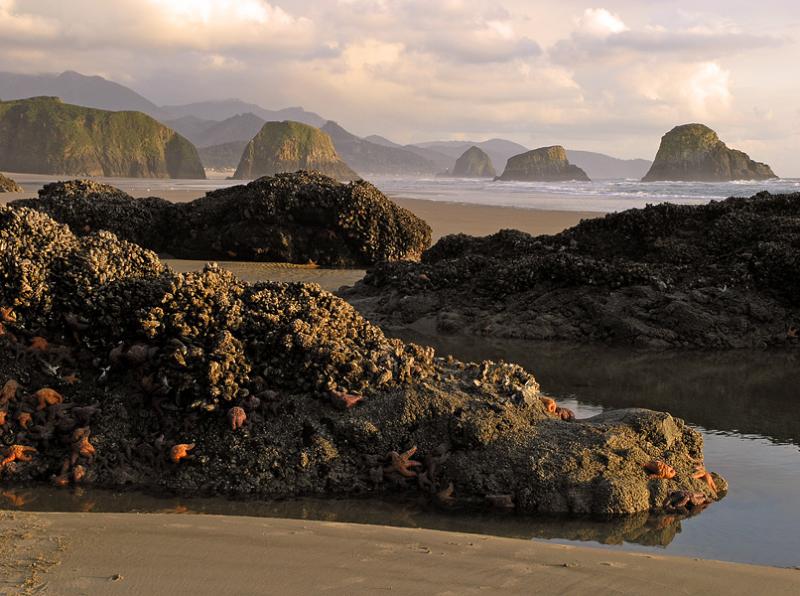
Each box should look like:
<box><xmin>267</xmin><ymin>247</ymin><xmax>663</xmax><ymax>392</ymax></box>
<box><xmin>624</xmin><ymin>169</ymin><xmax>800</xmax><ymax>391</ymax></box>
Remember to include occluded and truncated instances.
<box><xmin>394</xmin><ymin>332</ymin><xmax>800</xmax><ymax>568</ymax></box>
<box><xmin>164</xmin><ymin>259</ymin><xmax>364</xmax><ymax>292</ymax></box>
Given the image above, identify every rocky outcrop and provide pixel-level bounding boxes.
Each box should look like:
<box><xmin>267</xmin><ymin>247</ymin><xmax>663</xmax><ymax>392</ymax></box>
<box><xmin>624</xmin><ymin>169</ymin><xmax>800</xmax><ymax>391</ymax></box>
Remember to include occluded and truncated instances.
<box><xmin>0</xmin><ymin>203</ymin><xmax>724</xmax><ymax>515</ymax></box>
<box><xmin>451</xmin><ymin>146</ymin><xmax>496</xmax><ymax>178</ymax></box>
<box><xmin>642</xmin><ymin>124</ymin><xmax>777</xmax><ymax>182</ymax></box>
<box><xmin>0</xmin><ymin>97</ymin><xmax>205</xmax><ymax>179</ymax></box>
<box><xmin>342</xmin><ymin>192</ymin><xmax>800</xmax><ymax>349</ymax></box>
<box><xmin>496</xmin><ymin>146</ymin><xmax>590</xmax><ymax>182</ymax></box>
<box><xmin>234</xmin><ymin>121</ymin><xmax>358</xmax><ymax>181</ymax></box>
<box><xmin>12</xmin><ymin>172</ymin><xmax>432</xmax><ymax>266</ymax></box>
<box><xmin>0</xmin><ymin>173</ymin><xmax>21</xmax><ymax>192</ymax></box>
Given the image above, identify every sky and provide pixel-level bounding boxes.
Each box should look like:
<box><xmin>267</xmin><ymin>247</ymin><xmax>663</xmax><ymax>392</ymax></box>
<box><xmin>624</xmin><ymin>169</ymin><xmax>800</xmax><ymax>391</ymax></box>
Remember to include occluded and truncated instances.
<box><xmin>1</xmin><ymin>0</ymin><xmax>798</xmax><ymax>174</ymax></box>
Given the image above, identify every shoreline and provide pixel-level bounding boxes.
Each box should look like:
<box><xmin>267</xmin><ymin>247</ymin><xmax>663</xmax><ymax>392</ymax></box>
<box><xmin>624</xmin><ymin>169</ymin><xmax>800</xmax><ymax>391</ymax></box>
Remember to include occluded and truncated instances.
<box><xmin>2</xmin><ymin>511</ymin><xmax>797</xmax><ymax>595</ymax></box>
<box><xmin>1</xmin><ymin>177</ymin><xmax>602</xmax><ymax>241</ymax></box>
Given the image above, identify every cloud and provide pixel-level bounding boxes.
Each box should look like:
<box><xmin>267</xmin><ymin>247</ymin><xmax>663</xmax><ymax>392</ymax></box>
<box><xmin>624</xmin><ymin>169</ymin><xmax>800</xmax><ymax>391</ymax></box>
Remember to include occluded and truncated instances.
<box><xmin>621</xmin><ymin>61</ymin><xmax>733</xmax><ymax>119</ymax></box>
<box><xmin>552</xmin><ymin>8</ymin><xmax>781</xmax><ymax>63</ymax></box>
<box><xmin>576</xmin><ymin>8</ymin><xmax>629</xmax><ymax>38</ymax></box>
<box><xmin>0</xmin><ymin>0</ymin><xmax>59</xmax><ymax>40</ymax></box>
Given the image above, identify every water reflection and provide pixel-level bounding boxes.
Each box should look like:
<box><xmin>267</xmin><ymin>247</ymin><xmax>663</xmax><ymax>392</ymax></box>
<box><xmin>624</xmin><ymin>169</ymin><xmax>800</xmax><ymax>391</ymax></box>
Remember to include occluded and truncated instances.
<box><xmin>0</xmin><ymin>484</ymin><xmax>687</xmax><ymax>549</ymax></box>
<box><xmin>395</xmin><ymin>331</ymin><xmax>800</xmax><ymax>447</ymax></box>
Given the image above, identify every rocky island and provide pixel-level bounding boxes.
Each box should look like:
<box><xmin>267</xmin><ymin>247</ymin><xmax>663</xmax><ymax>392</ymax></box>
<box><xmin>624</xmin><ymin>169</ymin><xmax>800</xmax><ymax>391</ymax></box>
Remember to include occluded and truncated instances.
<box><xmin>342</xmin><ymin>191</ymin><xmax>800</xmax><ymax>349</ymax></box>
<box><xmin>12</xmin><ymin>172</ymin><xmax>432</xmax><ymax>266</ymax></box>
<box><xmin>0</xmin><ymin>173</ymin><xmax>22</xmax><ymax>192</ymax></box>
<box><xmin>0</xmin><ymin>97</ymin><xmax>205</xmax><ymax>179</ymax></box>
<box><xmin>496</xmin><ymin>146</ymin><xmax>590</xmax><ymax>182</ymax></box>
<box><xmin>0</xmin><ymin>203</ymin><xmax>724</xmax><ymax>516</ymax></box>
<box><xmin>450</xmin><ymin>146</ymin><xmax>496</xmax><ymax>178</ymax></box>
<box><xmin>642</xmin><ymin>124</ymin><xmax>777</xmax><ymax>182</ymax></box>
<box><xmin>234</xmin><ymin>121</ymin><xmax>358</xmax><ymax>181</ymax></box>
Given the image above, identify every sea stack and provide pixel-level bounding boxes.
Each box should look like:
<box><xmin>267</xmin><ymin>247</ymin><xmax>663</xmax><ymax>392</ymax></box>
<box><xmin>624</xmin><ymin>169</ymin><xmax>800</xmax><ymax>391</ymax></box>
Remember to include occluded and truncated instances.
<box><xmin>0</xmin><ymin>97</ymin><xmax>205</xmax><ymax>179</ymax></box>
<box><xmin>0</xmin><ymin>172</ymin><xmax>22</xmax><ymax>192</ymax></box>
<box><xmin>497</xmin><ymin>146</ymin><xmax>590</xmax><ymax>182</ymax></box>
<box><xmin>642</xmin><ymin>124</ymin><xmax>777</xmax><ymax>182</ymax></box>
<box><xmin>234</xmin><ymin>121</ymin><xmax>358</xmax><ymax>181</ymax></box>
<box><xmin>451</xmin><ymin>146</ymin><xmax>496</xmax><ymax>178</ymax></box>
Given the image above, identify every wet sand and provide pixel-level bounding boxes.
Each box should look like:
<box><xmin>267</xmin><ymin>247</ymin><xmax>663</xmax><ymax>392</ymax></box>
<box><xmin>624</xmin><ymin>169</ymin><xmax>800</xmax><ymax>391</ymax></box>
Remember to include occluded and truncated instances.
<box><xmin>2</xmin><ymin>512</ymin><xmax>797</xmax><ymax>595</ymax></box>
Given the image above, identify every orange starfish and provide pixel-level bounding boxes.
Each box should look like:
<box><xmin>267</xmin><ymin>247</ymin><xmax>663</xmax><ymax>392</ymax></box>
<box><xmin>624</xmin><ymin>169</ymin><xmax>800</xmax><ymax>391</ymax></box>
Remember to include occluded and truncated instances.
<box><xmin>0</xmin><ymin>445</ymin><xmax>37</xmax><ymax>470</ymax></box>
<box><xmin>384</xmin><ymin>446</ymin><xmax>422</xmax><ymax>478</ymax></box>
<box><xmin>170</xmin><ymin>443</ymin><xmax>195</xmax><ymax>464</ymax></box>
<box><xmin>72</xmin><ymin>465</ymin><xmax>87</xmax><ymax>483</ymax></box>
<box><xmin>692</xmin><ymin>464</ymin><xmax>718</xmax><ymax>495</ymax></box>
<box><xmin>52</xmin><ymin>474</ymin><xmax>70</xmax><ymax>488</ymax></box>
<box><xmin>227</xmin><ymin>406</ymin><xmax>247</xmax><ymax>431</ymax></box>
<box><xmin>0</xmin><ymin>379</ymin><xmax>19</xmax><ymax>406</ymax></box>
<box><xmin>28</xmin><ymin>336</ymin><xmax>49</xmax><ymax>352</ymax></box>
<box><xmin>644</xmin><ymin>460</ymin><xmax>676</xmax><ymax>480</ymax></box>
<box><xmin>329</xmin><ymin>389</ymin><xmax>364</xmax><ymax>410</ymax></box>
<box><xmin>540</xmin><ymin>396</ymin><xmax>558</xmax><ymax>414</ymax></box>
<box><xmin>33</xmin><ymin>387</ymin><xmax>64</xmax><ymax>411</ymax></box>
<box><xmin>0</xmin><ymin>307</ymin><xmax>16</xmax><ymax>323</ymax></box>
<box><xmin>62</xmin><ymin>374</ymin><xmax>80</xmax><ymax>385</ymax></box>
<box><xmin>17</xmin><ymin>412</ymin><xmax>32</xmax><ymax>429</ymax></box>
<box><xmin>555</xmin><ymin>406</ymin><xmax>575</xmax><ymax>421</ymax></box>
<box><xmin>0</xmin><ymin>410</ymin><xmax>6</xmax><ymax>426</ymax></box>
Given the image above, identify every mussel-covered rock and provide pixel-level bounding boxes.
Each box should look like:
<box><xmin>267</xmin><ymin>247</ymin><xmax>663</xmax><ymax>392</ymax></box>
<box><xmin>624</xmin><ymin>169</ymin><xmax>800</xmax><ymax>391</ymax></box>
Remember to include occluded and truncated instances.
<box><xmin>0</xmin><ymin>205</ymin><xmax>725</xmax><ymax>515</ymax></box>
<box><xmin>342</xmin><ymin>192</ymin><xmax>800</xmax><ymax>349</ymax></box>
<box><xmin>12</xmin><ymin>171</ymin><xmax>432</xmax><ymax>267</ymax></box>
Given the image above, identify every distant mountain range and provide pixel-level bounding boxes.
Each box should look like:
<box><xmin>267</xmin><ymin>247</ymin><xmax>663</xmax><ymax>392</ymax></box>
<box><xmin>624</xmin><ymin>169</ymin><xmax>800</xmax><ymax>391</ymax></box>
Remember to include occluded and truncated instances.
<box><xmin>322</xmin><ymin>121</ymin><xmax>439</xmax><ymax>176</ymax></box>
<box><xmin>0</xmin><ymin>70</ymin><xmax>652</xmax><ymax>178</ymax></box>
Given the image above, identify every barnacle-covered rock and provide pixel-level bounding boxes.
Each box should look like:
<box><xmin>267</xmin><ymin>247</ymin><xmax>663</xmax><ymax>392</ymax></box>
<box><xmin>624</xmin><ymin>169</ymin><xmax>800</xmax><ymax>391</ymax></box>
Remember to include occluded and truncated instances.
<box><xmin>13</xmin><ymin>171</ymin><xmax>431</xmax><ymax>266</ymax></box>
<box><xmin>0</xmin><ymin>204</ymin><xmax>725</xmax><ymax>515</ymax></box>
<box><xmin>343</xmin><ymin>192</ymin><xmax>800</xmax><ymax>349</ymax></box>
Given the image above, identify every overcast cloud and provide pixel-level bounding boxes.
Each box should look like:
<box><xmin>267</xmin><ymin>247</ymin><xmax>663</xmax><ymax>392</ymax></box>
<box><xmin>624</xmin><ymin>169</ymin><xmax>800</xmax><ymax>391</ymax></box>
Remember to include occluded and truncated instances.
<box><xmin>0</xmin><ymin>0</ymin><xmax>797</xmax><ymax>174</ymax></box>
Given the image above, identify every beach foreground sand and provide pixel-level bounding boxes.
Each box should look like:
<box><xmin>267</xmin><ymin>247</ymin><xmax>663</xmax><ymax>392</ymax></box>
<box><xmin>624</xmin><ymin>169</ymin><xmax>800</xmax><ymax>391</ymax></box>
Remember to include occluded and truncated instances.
<box><xmin>1</xmin><ymin>511</ymin><xmax>797</xmax><ymax>595</ymax></box>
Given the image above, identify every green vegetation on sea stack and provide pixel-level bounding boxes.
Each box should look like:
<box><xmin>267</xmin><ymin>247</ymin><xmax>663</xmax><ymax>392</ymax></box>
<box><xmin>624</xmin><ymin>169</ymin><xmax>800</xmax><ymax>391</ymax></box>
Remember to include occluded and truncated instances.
<box><xmin>497</xmin><ymin>145</ymin><xmax>590</xmax><ymax>182</ymax></box>
<box><xmin>0</xmin><ymin>97</ymin><xmax>205</xmax><ymax>179</ymax></box>
<box><xmin>643</xmin><ymin>124</ymin><xmax>777</xmax><ymax>182</ymax></box>
<box><xmin>234</xmin><ymin>120</ymin><xmax>358</xmax><ymax>181</ymax></box>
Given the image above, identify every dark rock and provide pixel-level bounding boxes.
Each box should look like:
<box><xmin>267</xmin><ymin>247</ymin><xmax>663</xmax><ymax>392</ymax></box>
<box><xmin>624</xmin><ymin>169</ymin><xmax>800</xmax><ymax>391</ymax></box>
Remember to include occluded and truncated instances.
<box><xmin>0</xmin><ymin>173</ymin><xmax>21</xmax><ymax>192</ymax></box>
<box><xmin>642</xmin><ymin>124</ymin><xmax>777</xmax><ymax>182</ymax></box>
<box><xmin>341</xmin><ymin>192</ymin><xmax>800</xmax><ymax>349</ymax></box>
<box><xmin>496</xmin><ymin>146</ymin><xmax>590</xmax><ymax>182</ymax></box>
<box><xmin>12</xmin><ymin>171</ymin><xmax>432</xmax><ymax>267</ymax></box>
<box><xmin>0</xmin><ymin>204</ymin><xmax>724</xmax><ymax>515</ymax></box>
<box><xmin>451</xmin><ymin>146</ymin><xmax>496</xmax><ymax>178</ymax></box>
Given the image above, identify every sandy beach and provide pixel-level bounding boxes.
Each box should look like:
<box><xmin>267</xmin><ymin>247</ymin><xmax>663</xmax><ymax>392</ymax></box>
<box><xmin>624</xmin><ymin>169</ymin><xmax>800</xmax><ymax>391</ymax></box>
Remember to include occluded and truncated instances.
<box><xmin>2</xmin><ymin>511</ymin><xmax>798</xmax><ymax>595</ymax></box>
